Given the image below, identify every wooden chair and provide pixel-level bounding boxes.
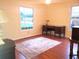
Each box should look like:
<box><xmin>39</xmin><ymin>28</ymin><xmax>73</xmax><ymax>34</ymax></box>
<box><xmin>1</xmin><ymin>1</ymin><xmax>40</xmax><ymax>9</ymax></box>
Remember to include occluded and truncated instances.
<box><xmin>70</xmin><ymin>27</ymin><xmax>79</xmax><ymax>59</ymax></box>
<box><xmin>70</xmin><ymin>39</ymin><xmax>79</xmax><ymax>56</ymax></box>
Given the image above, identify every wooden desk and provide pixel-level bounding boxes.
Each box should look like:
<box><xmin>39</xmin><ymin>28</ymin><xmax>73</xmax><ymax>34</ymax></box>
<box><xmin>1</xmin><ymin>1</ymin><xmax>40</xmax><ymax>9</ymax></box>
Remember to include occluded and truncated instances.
<box><xmin>42</xmin><ymin>25</ymin><xmax>65</xmax><ymax>37</ymax></box>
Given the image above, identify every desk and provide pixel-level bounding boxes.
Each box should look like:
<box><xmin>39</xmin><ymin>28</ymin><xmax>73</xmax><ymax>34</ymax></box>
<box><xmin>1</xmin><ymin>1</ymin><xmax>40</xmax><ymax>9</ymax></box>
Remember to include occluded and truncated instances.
<box><xmin>42</xmin><ymin>25</ymin><xmax>65</xmax><ymax>37</ymax></box>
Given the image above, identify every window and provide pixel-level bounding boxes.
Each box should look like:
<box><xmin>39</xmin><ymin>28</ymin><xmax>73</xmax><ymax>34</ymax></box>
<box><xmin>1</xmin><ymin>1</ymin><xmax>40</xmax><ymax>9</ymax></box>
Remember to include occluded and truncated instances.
<box><xmin>20</xmin><ymin>7</ymin><xmax>33</xmax><ymax>30</ymax></box>
<box><xmin>71</xmin><ymin>6</ymin><xmax>79</xmax><ymax>28</ymax></box>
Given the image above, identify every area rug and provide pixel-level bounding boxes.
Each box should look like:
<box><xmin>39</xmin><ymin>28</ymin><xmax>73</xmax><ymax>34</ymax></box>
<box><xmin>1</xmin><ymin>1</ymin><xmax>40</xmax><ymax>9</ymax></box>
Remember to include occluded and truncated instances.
<box><xmin>16</xmin><ymin>37</ymin><xmax>61</xmax><ymax>59</ymax></box>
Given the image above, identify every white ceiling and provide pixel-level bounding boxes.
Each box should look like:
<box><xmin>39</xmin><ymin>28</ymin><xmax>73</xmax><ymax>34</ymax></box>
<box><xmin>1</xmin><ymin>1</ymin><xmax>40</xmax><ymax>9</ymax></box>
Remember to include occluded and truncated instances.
<box><xmin>25</xmin><ymin>0</ymin><xmax>79</xmax><ymax>4</ymax></box>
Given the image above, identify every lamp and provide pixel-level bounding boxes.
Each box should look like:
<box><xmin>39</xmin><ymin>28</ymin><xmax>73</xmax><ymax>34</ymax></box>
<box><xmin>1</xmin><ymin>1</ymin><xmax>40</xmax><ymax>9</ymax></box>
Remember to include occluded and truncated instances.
<box><xmin>0</xmin><ymin>10</ymin><xmax>7</xmax><ymax>45</ymax></box>
<box><xmin>46</xmin><ymin>19</ymin><xmax>49</xmax><ymax>25</ymax></box>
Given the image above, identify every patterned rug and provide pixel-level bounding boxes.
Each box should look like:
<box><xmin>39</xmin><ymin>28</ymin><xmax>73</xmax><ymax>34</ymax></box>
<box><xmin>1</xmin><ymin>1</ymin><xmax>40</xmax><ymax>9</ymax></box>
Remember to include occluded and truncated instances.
<box><xmin>16</xmin><ymin>37</ymin><xmax>61</xmax><ymax>59</ymax></box>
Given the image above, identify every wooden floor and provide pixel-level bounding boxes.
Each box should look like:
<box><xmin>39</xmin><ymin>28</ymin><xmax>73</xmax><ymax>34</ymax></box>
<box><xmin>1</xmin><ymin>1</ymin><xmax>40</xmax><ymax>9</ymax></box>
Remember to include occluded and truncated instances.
<box><xmin>15</xmin><ymin>35</ymin><xmax>78</xmax><ymax>59</ymax></box>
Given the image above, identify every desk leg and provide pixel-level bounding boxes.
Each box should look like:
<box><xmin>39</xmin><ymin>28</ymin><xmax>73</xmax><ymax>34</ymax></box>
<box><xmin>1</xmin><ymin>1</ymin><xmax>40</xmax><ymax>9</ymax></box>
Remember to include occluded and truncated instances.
<box><xmin>70</xmin><ymin>41</ymin><xmax>73</xmax><ymax>56</ymax></box>
<box><xmin>45</xmin><ymin>31</ymin><xmax>47</xmax><ymax>35</ymax></box>
<box><xmin>77</xmin><ymin>43</ymin><xmax>79</xmax><ymax>56</ymax></box>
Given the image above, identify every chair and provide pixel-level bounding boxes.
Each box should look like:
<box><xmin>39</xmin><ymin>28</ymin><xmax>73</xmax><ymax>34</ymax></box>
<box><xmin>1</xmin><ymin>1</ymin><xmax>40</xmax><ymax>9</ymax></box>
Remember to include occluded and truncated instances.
<box><xmin>70</xmin><ymin>27</ymin><xmax>79</xmax><ymax>59</ymax></box>
<box><xmin>70</xmin><ymin>40</ymin><xmax>79</xmax><ymax>56</ymax></box>
<box><xmin>0</xmin><ymin>39</ymin><xmax>15</xmax><ymax>59</ymax></box>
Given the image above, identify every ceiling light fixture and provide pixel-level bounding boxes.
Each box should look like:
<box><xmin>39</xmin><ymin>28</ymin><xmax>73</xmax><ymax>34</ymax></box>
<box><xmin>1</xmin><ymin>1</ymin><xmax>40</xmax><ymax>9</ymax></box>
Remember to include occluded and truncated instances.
<box><xmin>45</xmin><ymin>0</ymin><xmax>52</xmax><ymax>4</ymax></box>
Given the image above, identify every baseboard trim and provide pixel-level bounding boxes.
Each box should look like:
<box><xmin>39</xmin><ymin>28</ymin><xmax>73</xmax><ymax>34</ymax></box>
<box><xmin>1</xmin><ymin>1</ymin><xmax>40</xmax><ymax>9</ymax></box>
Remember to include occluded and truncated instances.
<box><xmin>15</xmin><ymin>34</ymin><xmax>69</xmax><ymax>43</ymax></box>
<box><xmin>15</xmin><ymin>34</ymin><xmax>42</xmax><ymax>43</ymax></box>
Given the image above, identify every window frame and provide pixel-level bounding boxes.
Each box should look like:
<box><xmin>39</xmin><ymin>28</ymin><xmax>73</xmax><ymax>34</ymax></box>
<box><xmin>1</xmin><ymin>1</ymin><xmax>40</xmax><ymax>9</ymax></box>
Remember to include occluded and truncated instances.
<box><xmin>19</xmin><ymin>7</ymin><xmax>34</xmax><ymax>30</ymax></box>
<box><xmin>70</xmin><ymin>5</ymin><xmax>79</xmax><ymax>29</ymax></box>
